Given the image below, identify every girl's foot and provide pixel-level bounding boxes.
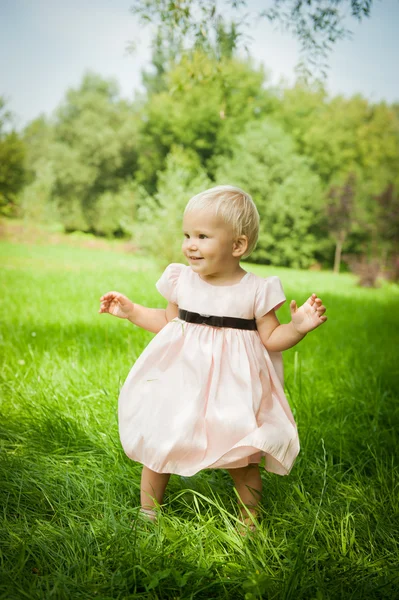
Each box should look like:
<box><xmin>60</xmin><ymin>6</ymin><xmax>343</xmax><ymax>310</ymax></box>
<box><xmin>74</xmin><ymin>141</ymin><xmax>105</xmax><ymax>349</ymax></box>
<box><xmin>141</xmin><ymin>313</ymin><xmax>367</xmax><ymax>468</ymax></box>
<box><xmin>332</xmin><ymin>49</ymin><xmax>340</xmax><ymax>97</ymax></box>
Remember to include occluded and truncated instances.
<box><xmin>237</xmin><ymin>516</ymin><xmax>257</xmax><ymax>536</ymax></box>
<box><xmin>237</xmin><ymin>506</ymin><xmax>258</xmax><ymax>536</ymax></box>
<box><xmin>140</xmin><ymin>507</ymin><xmax>157</xmax><ymax>523</ymax></box>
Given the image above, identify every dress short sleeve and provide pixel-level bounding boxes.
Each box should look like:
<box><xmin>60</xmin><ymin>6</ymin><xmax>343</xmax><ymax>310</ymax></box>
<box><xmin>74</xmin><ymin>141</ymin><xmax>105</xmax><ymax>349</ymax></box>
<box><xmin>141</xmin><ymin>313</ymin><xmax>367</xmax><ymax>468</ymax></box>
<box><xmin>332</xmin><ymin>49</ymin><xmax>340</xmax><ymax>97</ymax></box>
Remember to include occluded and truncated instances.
<box><xmin>254</xmin><ymin>276</ymin><xmax>286</xmax><ymax>319</ymax></box>
<box><xmin>155</xmin><ymin>263</ymin><xmax>185</xmax><ymax>304</ymax></box>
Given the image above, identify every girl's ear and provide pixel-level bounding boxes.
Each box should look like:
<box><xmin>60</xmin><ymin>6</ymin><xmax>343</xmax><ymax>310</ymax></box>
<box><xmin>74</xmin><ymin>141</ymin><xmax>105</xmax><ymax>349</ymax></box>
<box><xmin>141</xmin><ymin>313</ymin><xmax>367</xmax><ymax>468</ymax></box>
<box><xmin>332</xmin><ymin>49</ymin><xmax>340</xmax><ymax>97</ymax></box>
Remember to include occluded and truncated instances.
<box><xmin>232</xmin><ymin>235</ymin><xmax>248</xmax><ymax>258</ymax></box>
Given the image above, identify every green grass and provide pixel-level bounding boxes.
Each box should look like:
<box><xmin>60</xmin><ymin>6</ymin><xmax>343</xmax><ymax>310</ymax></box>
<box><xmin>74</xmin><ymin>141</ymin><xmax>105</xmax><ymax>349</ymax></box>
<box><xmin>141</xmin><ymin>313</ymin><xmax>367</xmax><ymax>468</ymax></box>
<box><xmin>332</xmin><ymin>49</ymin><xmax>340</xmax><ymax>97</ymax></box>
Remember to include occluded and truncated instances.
<box><xmin>1</xmin><ymin>239</ymin><xmax>399</xmax><ymax>599</ymax></box>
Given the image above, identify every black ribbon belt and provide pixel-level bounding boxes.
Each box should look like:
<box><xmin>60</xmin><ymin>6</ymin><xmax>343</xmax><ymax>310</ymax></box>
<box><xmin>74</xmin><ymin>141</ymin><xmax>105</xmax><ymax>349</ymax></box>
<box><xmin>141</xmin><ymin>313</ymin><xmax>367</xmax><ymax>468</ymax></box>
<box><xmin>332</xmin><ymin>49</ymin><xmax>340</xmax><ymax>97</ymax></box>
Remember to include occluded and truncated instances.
<box><xmin>178</xmin><ymin>309</ymin><xmax>257</xmax><ymax>330</ymax></box>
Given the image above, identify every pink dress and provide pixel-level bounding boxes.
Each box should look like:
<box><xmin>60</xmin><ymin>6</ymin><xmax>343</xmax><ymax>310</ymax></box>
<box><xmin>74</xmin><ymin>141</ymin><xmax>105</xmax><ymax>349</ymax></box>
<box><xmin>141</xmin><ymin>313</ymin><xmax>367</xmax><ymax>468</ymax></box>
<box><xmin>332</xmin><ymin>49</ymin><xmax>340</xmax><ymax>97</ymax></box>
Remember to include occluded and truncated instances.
<box><xmin>118</xmin><ymin>264</ymin><xmax>299</xmax><ymax>476</ymax></box>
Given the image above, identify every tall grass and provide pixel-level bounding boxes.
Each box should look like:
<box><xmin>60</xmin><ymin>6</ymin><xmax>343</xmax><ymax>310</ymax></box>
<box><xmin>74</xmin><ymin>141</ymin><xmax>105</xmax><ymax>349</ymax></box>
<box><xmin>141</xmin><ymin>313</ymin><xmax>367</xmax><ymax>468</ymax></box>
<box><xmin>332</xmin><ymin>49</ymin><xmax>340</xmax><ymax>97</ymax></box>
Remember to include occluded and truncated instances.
<box><xmin>1</xmin><ymin>240</ymin><xmax>398</xmax><ymax>599</ymax></box>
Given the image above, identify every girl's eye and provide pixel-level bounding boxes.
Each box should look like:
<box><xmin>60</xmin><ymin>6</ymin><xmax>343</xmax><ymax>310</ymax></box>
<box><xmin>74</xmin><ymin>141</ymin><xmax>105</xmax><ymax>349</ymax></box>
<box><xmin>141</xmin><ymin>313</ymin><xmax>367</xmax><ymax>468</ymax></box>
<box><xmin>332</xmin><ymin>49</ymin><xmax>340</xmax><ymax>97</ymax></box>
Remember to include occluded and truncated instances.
<box><xmin>184</xmin><ymin>234</ymin><xmax>189</xmax><ymax>239</ymax></box>
<box><xmin>199</xmin><ymin>234</ymin><xmax>208</xmax><ymax>239</ymax></box>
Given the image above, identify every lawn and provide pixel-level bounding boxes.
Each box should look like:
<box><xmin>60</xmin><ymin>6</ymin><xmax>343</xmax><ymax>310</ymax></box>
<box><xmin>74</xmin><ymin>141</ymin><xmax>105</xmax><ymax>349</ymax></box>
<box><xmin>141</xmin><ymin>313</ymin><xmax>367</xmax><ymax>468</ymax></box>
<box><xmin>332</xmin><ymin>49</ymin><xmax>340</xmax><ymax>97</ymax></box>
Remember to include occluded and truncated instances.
<box><xmin>1</xmin><ymin>239</ymin><xmax>398</xmax><ymax>599</ymax></box>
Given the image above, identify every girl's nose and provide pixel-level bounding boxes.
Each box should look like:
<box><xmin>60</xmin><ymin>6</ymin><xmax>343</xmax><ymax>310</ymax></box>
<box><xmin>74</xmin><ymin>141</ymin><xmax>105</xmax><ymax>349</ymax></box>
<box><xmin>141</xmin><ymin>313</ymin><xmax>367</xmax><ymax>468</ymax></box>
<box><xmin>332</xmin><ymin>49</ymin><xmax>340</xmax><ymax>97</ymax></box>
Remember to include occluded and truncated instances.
<box><xmin>182</xmin><ymin>238</ymin><xmax>197</xmax><ymax>252</ymax></box>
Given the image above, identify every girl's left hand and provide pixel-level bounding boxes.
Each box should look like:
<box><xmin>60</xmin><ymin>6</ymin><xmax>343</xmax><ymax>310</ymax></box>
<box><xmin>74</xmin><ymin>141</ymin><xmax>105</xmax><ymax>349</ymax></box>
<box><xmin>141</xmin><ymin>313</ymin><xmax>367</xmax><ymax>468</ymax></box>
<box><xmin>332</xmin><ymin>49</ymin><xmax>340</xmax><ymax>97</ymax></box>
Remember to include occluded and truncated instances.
<box><xmin>290</xmin><ymin>294</ymin><xmax>327</xmax><ymax>335</ymax></box>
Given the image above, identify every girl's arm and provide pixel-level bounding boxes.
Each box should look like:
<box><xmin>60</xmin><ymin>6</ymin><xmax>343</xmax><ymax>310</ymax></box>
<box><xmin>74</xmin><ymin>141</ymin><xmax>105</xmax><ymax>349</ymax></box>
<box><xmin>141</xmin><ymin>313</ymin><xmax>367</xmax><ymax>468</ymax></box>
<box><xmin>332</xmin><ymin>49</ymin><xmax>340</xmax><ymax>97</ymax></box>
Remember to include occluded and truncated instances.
<box><xmin>99</xmin><ymin>291</ymin><xmax>179</xmax><ymax>334</ymax></box>
<box><xmin>257</xmin><ymin>293</ymin><xmax>327</xmax><ymax>352</ymax></box>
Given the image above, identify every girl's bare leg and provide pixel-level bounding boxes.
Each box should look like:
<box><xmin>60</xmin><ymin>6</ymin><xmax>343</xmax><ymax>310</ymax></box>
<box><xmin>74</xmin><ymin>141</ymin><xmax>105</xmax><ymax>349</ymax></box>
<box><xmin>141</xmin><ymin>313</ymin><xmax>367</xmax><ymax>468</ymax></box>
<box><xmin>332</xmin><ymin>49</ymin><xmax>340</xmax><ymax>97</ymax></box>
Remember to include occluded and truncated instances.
<box><xmin>140</xmin><ymin>466</ymin><xmax>170</xmax><ymax>511</ymax></box>
<box><xmin>227</xmin><ymin>464</ymin><xmax>262</xmax><ymax>526</ymax></box>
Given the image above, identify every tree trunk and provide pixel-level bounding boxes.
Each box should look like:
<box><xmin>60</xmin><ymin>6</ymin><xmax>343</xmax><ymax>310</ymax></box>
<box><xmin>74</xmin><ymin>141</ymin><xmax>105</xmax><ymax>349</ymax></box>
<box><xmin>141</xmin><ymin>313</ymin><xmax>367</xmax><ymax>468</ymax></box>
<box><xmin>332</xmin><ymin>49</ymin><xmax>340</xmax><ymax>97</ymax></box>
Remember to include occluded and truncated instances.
<box><xmin>333</xmin><ymin>237</ymin><xmax>343</xmax><ymax>274</ymax></box>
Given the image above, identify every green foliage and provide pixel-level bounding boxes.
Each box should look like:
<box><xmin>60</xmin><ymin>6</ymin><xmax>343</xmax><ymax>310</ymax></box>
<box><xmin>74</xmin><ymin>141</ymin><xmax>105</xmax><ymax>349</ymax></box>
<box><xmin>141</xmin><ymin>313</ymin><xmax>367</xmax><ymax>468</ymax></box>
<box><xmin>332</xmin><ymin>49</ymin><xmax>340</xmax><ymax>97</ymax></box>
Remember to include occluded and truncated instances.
<box><xmin>21</xmin><ymin>73</ymin><xmax>140</xmax><ymax>235</ymax></box>
<box><xmin>270</xmin><ymin>85</ymin><xmax>399</xmax><ymax>270</ymax></box>
<box><xmin>19</xmin><ymin>162</ymin><xmax>57</xmax><ymax>224</ymax></box>
<box><xmin>91</xmin><ymin>180</ymin><xmax>138</xmax><ymax>237</ymax></box>
<box><xmin>276</xmin><ymin>87</ymin><xmax>399</xmax><ymax>188</ymax></box>
<box><xmin>23</xmin><ymin>115</ymin><xmax>54</xmax><ymax>182</ymax></box>
<box><xmin>13</xmin><ymin>52</ymin><xmax>399</xmax><ymax>273</ymax></box>
<box><xmin>0</xmin><ymin>98</ymin><xmax>26</xmax><ymax>216</ymax></box>
<box><xmin>215</xmin><ymin>119</ymin><xmax>324</xmax><ymax>267</ymax></box>
<box><xmin>137</xmin><ymin>51</ymin><xmax>276</xmax><ymax>189</ymax></box>
<box><xmin>53</xmin><ymin>73</ymin><xmax>139</xmax><ymax>226</ymax></box>
<box><xmin>141</xmin><ymin>28</ymin><xmax>182</xmax><ymax>96</ymax></box>
<box><xmin>131</xmin><ymin>0</ymin><xmax>375</xmax><ymax>76</ymax></box>
<box><xmin>374</xmin><ymin>184</ymin><xmax>399</xmax><ymax>248</ymax></box>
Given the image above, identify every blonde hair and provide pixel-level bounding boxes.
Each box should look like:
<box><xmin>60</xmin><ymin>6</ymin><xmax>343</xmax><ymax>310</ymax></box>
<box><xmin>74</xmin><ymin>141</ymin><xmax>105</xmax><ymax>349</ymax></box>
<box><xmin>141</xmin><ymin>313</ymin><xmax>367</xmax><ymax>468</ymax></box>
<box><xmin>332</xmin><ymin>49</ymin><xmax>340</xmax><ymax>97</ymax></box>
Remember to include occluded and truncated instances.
<box><xmin>184</xmin><ymin>185</ymin><xmax>259</xmax><ymax>258</ymax></box>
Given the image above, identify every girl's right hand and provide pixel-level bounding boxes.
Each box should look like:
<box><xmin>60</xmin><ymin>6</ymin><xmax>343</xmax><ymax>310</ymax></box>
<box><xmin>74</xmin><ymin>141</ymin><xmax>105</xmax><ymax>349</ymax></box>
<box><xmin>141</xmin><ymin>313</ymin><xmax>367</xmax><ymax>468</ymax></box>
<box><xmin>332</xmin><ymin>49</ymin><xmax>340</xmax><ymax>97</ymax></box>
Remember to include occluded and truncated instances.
<box><xmin>99</xmin><ymin>292</ymin><xmax>134</xmax><ymax>320</ymax></box>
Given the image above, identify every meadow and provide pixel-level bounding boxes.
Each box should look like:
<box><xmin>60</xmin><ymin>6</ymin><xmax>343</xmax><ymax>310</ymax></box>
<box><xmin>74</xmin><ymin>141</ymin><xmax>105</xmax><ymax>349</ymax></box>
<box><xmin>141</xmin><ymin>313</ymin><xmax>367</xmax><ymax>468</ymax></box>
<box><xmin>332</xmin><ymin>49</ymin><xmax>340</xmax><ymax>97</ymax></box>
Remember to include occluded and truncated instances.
<box><xmin>1</xmin><ymin>238</ymin><xmax>398</xmax><ymax>599</ymax></box>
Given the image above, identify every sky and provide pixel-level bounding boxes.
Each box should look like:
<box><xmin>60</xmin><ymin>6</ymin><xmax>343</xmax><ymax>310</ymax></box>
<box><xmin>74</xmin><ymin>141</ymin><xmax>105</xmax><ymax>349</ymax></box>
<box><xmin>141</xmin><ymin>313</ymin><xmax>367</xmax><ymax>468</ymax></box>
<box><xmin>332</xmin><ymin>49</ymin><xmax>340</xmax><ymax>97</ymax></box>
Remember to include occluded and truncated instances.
<box><xmin>1</xmin><ymin>0</ymin><xmax>398</xmax><ymax>129</ymax></box>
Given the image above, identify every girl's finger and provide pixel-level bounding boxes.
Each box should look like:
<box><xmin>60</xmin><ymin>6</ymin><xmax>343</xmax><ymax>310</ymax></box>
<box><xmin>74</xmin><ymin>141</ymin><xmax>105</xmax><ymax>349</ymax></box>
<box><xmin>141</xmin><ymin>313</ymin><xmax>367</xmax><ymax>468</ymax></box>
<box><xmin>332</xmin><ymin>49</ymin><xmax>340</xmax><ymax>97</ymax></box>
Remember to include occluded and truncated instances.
<box><xmin>101</xmin><ymin>291</ymin><xmax>119</xmax><ymax>300</ymax></box>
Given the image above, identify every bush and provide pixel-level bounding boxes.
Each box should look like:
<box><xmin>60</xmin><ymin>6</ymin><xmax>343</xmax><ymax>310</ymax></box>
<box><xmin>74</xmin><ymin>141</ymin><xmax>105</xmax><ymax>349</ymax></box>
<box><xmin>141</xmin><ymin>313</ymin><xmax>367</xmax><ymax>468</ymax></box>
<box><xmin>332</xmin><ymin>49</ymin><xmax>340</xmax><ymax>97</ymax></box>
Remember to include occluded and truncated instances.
<box><xmin>90</xmin><ymin>181</ymin><xmax>138</xmax><ymax>237</ymax></box>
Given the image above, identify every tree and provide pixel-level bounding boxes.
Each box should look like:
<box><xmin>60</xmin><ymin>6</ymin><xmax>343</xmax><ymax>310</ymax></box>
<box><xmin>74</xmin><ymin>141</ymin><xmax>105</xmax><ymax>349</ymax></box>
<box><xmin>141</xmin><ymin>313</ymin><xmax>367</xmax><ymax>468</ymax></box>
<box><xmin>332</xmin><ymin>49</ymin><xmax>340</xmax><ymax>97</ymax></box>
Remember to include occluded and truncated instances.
<box><xmin>21</xmin><ymin>73</ymin><xmax>140</xmax><ymax>233</ymax></box>
<box><xmin>0</xmin><ymin>98</ymin><xmax>26</xmax><ymax>216</ymax></box>
<box><xmin>373</xmin><ymin>183</ymin><xmax>399</xmax><ymax>279</ymax></box>
<box><xmin>131</xmin><ymin>0</ymin><xmax>375</xmax><ymax>75</ymax></box>
<box><xmin>326</xmin><ymin>173</ymin><xmax>356</xmax><ymax>273</ymax></box>
<box><xmin>23</xmin><ymin>116</ymin><xmax>54</xmax><ymax>179</ymax></box>
<box><xmin>136</xmin><ymin>51</ymin><xmax>277</xmax><ymax>191</ymax></box>
<box><xmin>275</xmin><ymin>88</ymin><xmax>399</xmax><ymax>188</ymax></box>
<box><xmin>141</xmin><ymin>17</ymin><xmax>242</xmax><ymax>98</ymax></box>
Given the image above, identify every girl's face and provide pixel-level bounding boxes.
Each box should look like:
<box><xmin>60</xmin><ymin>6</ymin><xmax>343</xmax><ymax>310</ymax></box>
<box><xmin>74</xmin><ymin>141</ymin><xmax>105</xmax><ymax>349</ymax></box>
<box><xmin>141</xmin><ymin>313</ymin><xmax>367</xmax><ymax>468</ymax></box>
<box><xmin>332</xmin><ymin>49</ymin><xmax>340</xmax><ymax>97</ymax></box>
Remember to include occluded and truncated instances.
<box><xmin>182</xmin><ymin>209</ymin><xmax>239</xmax><ymax>279</ymax></box>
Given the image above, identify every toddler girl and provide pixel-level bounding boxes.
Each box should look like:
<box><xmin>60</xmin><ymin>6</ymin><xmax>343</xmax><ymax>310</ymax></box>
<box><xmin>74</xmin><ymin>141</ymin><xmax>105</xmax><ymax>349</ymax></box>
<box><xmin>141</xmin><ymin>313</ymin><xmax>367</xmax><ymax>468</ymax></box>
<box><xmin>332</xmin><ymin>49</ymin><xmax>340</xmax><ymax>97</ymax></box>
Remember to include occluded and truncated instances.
<box><xmin>99</xmin><ymin>185</ymin><xmax>327</xmax><ymax>529</ymax></box>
